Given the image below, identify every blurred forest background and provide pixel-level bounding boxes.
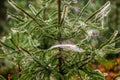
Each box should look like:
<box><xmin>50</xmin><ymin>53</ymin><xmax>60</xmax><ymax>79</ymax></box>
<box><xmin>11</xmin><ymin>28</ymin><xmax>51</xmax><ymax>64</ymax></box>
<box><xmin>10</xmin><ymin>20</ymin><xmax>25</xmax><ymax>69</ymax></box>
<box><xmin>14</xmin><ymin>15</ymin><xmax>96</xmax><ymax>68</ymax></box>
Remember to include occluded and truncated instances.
<box><xmin>0</xmin><ymin>0</ymin><xmax>120</xmax><ymax>80</ymax></box>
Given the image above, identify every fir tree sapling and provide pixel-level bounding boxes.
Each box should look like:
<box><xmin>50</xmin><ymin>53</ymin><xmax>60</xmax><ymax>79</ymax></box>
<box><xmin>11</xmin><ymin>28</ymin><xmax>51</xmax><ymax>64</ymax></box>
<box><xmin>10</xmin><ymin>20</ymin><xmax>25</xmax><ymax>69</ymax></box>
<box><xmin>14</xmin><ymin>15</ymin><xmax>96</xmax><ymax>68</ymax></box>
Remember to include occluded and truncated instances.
<box><xmin>1</xmin><ymin>0</ymin><xmax>118</xmax><ymax>80</ymax></box>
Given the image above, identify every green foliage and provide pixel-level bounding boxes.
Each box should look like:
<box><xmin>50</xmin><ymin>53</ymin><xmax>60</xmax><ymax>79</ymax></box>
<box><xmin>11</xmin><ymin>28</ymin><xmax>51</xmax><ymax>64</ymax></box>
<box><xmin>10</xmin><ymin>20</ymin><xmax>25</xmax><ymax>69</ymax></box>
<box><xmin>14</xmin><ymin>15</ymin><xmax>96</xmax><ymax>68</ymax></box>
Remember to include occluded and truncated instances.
<box><xmin>0</xmin><ymin>75</ymin><xmax>6</xmax><ymax>80</ymax></box>
<box><xmin>0</xmin><ymin>0</ymin><xmax>119</xmax><ymax>80</ymax></box>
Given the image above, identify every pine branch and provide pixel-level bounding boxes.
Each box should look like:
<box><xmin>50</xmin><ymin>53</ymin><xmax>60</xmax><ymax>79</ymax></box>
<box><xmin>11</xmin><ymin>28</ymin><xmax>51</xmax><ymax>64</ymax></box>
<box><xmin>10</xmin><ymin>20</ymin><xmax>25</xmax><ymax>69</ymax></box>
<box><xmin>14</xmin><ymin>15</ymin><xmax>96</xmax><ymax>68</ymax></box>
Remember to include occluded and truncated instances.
<box><xmin>8</xmin><ymin>0</ymin><xmax>43</xmax><ymax>28</ymax></box>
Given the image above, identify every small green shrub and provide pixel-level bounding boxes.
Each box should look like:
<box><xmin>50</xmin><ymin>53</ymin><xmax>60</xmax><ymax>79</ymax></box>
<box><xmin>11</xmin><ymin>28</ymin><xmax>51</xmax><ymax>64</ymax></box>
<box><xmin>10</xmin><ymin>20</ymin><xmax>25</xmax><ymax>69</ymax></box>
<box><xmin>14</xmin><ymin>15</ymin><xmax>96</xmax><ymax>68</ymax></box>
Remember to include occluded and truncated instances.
<box><xmin>0</xmin><ymin>0</ymin><xmax>119</xmax><ymax>80</ymax></box>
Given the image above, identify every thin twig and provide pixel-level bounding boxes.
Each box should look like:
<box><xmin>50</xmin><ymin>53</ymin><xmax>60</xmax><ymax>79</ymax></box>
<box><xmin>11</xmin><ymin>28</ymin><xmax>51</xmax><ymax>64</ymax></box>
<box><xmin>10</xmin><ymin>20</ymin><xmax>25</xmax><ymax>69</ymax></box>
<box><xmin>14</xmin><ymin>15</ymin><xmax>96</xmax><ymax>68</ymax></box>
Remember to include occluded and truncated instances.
<box><xmin>8</xmin><ymin>0</ymin><xmax>43</xmax><ymax>28</ymax></box>
<box><xmin>20</xmin><ymin>47</ymin><xmax>42</xmax><ymax>66</ymax></box>
<box><xmin>0</xmin><ymin>41</ymin><xmax>15</xmax><ymax>50</ymax></box>
<box><xmin>72</xmin><ymin>0</ymin><xmax>90</xmax><ymax>27</ymax></box>
<box><xmin>60</xmin><ymin>6</ymin><xmax>67</xmax><ymax>25</ymax></box>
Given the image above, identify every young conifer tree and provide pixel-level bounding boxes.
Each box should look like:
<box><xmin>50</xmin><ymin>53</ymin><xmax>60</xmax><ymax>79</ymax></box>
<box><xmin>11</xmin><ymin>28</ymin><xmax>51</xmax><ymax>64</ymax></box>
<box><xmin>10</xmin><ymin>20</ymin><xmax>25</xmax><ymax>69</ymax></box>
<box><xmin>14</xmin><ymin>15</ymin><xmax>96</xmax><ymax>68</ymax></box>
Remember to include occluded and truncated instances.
<box><xmin>0</xmin><ymin>0</ymin><xmax>119</xmax><ymax>80</ymax></box>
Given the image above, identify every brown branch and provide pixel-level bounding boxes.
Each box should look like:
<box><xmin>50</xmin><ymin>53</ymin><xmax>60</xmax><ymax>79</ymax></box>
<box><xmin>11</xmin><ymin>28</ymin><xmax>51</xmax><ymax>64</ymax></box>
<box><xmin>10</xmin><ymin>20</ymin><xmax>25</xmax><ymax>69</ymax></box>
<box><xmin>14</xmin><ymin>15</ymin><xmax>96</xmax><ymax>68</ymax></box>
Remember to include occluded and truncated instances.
<box><xmin>57</xmin><ymin>0</ymin><xmax>64</xmax><ymax>80</ymax></box>
<box><xmin>42</xmin><ymin>4</ymin><xmax>46</xmax><ymax>20</ymax></box>
<box><xmin>58</xmin><ymin>0</ymin><xmax>61</xmax><ymax>25</ymax></box>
